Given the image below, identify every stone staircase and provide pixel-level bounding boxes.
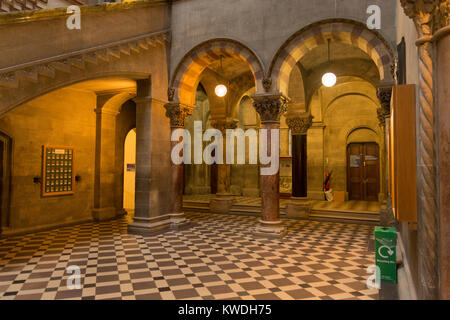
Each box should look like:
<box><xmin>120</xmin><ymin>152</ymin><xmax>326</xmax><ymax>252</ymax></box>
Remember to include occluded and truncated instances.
<box><xmin>183</xmin><ymin>197</ymin><xmax>379</xmax><ymax>225</ymax></box>
<box><xmin>309</xmin><ymin>207</ymin><xmax>380</xmax><ymax>225</ymax></box>
<box><xmin>1</xmin><ymin>0</ymin><xmax>48</xmax><ymax>12</ymax></box>
<box><xmin>0</xmin><ymin>30</ymin><xmax>169</xmax><ymax>90</ymax></box>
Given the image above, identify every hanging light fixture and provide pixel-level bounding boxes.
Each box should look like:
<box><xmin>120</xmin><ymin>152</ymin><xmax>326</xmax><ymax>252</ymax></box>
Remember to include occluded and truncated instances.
<box><xmin>215</xmin><ymin>55</ymin><xmax>228</xmax><ymax>97</ymax></box>
<box><xmin>321</xmin><ymin>39</ymin><xmax>337</xmax><ymax>88</ymax></box>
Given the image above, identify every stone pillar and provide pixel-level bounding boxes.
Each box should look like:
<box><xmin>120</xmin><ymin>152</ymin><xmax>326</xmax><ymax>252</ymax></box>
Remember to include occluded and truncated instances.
<box><xmin>251</xmin><ymin>94</ymin><xmax>288</xmax><ymax>238</ymax></box>
<box><xmin>400</xmin><ymin>0</ymin><xmax>447</xmax><ymax>299</ymax></box>
<box><xmin>128</xmin><ymin>79</ymin><xmax>176</xmax><ymax>235</ymax></box>
<box><xmin>434</xmin><ymin>11</ymin><xmax>450</xmax><ymax>300</ymax></box>
<box><xmin>164</xmin><ymin>103</ymin><xmax>193</xmax><ymax>229</ymax></box>
<box><xmin>209</xmin><ymin>118</ymin><xmax>238</xmax><ymax>213</ymax></box>
<box><xmin>92</xmin><ymin>94</ymin><xmax>121</xmax><ymax>221</ymax></box>
<box><xmin>286</xmin><ymin>114</ymin><xmax>313</xmax><ymax>219</ymax></box>
<box><xmin>376</xmin><ymin>84</ymin><xmax>393</xmax><ymax>204</ymax></box>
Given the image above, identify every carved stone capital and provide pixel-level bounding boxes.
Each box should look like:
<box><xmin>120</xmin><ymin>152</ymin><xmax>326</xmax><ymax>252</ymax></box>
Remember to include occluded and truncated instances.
<box><xmin>251</xmin><ymin>94</ymin><xmax>288</xmax><ymax>123</ymax></box>
<box><xmin>164</xmin><ymin>103</ymin><xmax>193</xmax><ymax>128</ymax></box>
<box><xmin>400</xmin><ymin>0</ymin><xmax>449</xmax><ymax>37</ymax></box>
<box><xmin>210</xmin><ymin>118</ymin><xmax>238</xmax><ymax>133</ymax></box>
<box><xmin>376</xmin><ymin>85</ymin><xmax>393</xmax><ymax>120</ymax></box>
<box><xmin>286</xmin><ymin>114</ymin><xmax>313</xmax><ymax>135</ymax></box>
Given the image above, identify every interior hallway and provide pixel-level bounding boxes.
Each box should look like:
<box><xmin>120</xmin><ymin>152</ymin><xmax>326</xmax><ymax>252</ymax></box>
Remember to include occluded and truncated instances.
<box><xmin>0</xmin><ymin>213</ymin><xmax>377</xmax><ymax>300</ymax></box>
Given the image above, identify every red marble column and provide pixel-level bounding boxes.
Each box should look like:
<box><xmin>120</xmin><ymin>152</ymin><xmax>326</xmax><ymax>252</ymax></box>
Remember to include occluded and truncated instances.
<box><xmin>164</xmin><ymin>103</ymin><xmax>193</xmax><ymax>229</ymax></box>
<box><xmin>252</xmin><ymin>94</ymin><xmax>288</xmax><ymax>238</ymax></box>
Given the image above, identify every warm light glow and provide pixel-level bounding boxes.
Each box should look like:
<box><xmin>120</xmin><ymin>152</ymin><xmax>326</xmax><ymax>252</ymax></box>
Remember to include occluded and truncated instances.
<box><xmin>215</xmin><ymin>84</ymin><xmax>227</xmax><ymax>97</ymax></box>
<box><xmin>321</xmin><ymin>72</ymin><xmax>337</xmax><ymax>87</ymax></box>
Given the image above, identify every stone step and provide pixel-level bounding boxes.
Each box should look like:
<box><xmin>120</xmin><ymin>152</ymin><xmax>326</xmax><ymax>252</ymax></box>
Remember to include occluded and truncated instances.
<box><xmin>310</xmin><ymin>209</ymin><xmax>380</xmax><ymax>225</ymax></box>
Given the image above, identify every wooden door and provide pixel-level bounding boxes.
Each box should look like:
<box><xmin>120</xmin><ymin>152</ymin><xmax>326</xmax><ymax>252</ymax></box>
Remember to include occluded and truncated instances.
<box><xmin>347</xmin><ymin>142</ymin><xmax>380</xmax><ymax>201</ymax></box>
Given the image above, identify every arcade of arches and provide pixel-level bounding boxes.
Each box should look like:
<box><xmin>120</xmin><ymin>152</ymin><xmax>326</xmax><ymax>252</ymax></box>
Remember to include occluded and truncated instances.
<box><xmin>0</xmin><ymin>0</ymin><xmax>449</xmax><ymax>300</ymax></box>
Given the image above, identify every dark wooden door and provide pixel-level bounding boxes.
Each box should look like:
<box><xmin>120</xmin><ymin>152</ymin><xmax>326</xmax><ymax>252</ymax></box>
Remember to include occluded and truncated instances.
<box><xmin>347</xmin><ymin>142</ymin><xmax>380</xmax><ymax>201</ymax></box>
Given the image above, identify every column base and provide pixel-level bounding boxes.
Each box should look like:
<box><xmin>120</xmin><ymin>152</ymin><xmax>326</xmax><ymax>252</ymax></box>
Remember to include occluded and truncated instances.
<box><xmin>169</xmin><ymin>212</ymin><xmax>191</xmax><ymax>230</ymax></box>
<box><xmin>128</xmin><ymin>213</ymin><xmax>191</xmax><ymax>236</ymax></box>
<box><xmin>92</xmin><ymin>207</ymin><xmax>124</xmax><ymax>221</ymax></box>
<box><xmin>253</xmin><ymin>219</ymin><xmax>287</xmax><ymax>239</ymax></box>
<box><xmin>286</xmin><ymin>197</ymin><xmax>312</xmax><ymax>219</ymax></box>
<box><xmin>210</xmin><ymin>193</ymin><xmax>234</xmax><ymax>214</ymax></box>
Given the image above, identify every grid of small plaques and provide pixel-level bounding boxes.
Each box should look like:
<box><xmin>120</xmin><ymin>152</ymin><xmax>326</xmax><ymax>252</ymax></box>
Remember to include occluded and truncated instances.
<box><xmin>43</xmin><ymin>147</ymin><xmax>74</xmax><ymax>196</ymax></box>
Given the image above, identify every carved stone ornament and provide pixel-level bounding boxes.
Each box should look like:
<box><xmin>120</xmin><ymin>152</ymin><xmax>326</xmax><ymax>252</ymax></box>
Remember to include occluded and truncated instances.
<box><xmin>164</xmin><ymin>103</ymin><xmax>193</xmax><ymax>128</ymax></box>
<box><xmin>252</xmin><ymin>94</ymin><xmax>288</xmax><ymax>122</ymax></box>
<box><xmin>210</xmin><ymin>118</ymin><xmax>238</xmax><ymax>133</ymax></box>
<box><xmin>286</xmin><ymin>114</ymin><xmax>313</xmax><ymax>135</ymax></box>
<box><xmin>262</xmin><ymin>77</ymin><xmax>272</xmax><ymax>92</ymax></box>
<box><xmin>400</xmin><ymin>0</ymin><xmax>449</xmax><ymax>36</ymax></box>
<box><xmin>376</xmin><ymin>86</ymin><xmax>392</xmax><ymax>116</ymax></box>
<box><xmin>167</xmin><ymin>87</ymin><xmax>175</xmax><ymax>101</ymax></box>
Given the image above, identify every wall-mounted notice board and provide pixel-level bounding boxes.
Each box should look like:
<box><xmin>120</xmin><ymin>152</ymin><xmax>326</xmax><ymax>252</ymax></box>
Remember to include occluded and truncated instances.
<box><xmin>42</xmin><ymin>145</ymin><xmax>75</xmax><ymax>197</ymax></box>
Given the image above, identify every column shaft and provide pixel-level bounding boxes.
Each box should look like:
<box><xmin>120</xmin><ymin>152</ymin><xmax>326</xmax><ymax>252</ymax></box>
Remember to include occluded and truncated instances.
<box><xmin>292</xmin><ymin>134</ymin><xmax>307</xmax><ymax>197</ymax></box>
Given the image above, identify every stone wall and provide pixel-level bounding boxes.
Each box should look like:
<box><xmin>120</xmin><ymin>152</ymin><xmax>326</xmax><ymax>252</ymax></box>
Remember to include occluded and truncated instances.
<box><xmin>0</xmin><ymin>88</ymin><xmax>97</xmax><ymax>232</ymax></box>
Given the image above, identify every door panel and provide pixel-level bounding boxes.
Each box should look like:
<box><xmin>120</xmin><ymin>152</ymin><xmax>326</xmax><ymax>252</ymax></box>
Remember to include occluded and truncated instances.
<box><xmin>347</xmin><ymin>142</ymin><xmax>380</xmax><ymax>201</ymax></box>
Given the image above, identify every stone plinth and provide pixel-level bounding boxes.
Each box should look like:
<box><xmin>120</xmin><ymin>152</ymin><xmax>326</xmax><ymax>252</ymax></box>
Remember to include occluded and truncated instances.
<box><xmin>286</xmin><ymin>197</ymin><xmax>312</xmax><ymax>219</ymax></box>
<box><xmin>210</xmin><ymin>193</ymin><xmax>233</xmax><ymax>214</ymax></box>
<box><xmin>253</xmin><ymin>219</ymin><xmax>287</xmax><ymax>239</ymax></box>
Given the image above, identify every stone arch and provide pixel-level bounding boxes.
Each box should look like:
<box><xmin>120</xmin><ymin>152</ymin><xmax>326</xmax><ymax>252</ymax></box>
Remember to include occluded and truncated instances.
<box><xmin>269</xmin><ymin>19</ymin><xmax>394</xmax><ymax>95</ymax></box>
<box><xmin>169</xmin><ymin>39</ymin><xmax>265</xmax><ymax>107</ymax></box>
<box><xmin>340</xmin><ymin>121</ymin><xmax>383</xmax><ymax>147</ymax></box>
<box><xmin>0</xmin><ymin>71</ymin><xmax>149</xmax><ymax>118</ymax></box>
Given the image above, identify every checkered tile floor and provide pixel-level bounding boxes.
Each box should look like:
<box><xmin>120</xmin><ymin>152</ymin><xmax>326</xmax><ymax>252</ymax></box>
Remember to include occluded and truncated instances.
<box><xmin>0</xmin><ymin>213</ymin><xmax>378</xmax><ymax>300</ymax></box>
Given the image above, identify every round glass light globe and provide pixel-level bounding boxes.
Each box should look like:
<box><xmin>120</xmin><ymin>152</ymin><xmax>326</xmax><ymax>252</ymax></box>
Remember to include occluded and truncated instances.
<box><xmin>321</xmin><ymin>72</ymin><xmax>337</xmax><ymax>87</ymax></box>
<box><xmin>215</xmin><ymin>84</ymin><xmax>227</xmax><ymax>97</ymax></box>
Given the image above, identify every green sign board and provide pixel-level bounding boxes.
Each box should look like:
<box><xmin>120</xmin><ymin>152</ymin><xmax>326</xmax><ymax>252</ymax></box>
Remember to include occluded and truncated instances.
<box><xmin>374</xmin><ymin>226</ymin><xmax>397</xmax><ymax>283</ymax></box>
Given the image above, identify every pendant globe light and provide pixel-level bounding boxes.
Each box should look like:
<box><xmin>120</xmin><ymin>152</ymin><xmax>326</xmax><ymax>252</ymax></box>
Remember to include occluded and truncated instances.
<box><xmin>215</xmin><ymin>56</ymin><xmax>228</xmax><ymax>97</ymax></box>
<box><xmin>321</xmin><ymin>39</ymin><xmax>337</xmax><ymax>88</ymax></box>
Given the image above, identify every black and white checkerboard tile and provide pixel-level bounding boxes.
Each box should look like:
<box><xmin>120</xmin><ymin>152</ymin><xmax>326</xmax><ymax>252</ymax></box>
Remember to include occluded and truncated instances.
<box><xmin>0</xmin><ymin>213</ymin><xmax>377</xmax><ymax>300</ymax></box>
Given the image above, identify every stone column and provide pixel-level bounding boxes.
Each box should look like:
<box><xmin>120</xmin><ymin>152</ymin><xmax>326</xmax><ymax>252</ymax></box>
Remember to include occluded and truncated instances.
<box><xmin>286</xmin><ymin>114</ymin><xmax>313</xmax><ymax>219</ymax></box>
<box><xmin>251</xmin><ymin>94</ymin><xmax>288</xmax><ymax>238</ymax></box>
<box><xmin>376</xmin><ymin>84</ymin><xmax>393</xmax><ymax>204</ymax></box>
<box><xmin>92</xmin><ymin>94</ymin><xmax>120</xmax><ymax>221</ymax></box>
<box><xmin>164</xmin><ymin>103</ymin><xmax>193</xmax><ymax>229</ymax></box>
<box><xmin>433</xmin><ymin>5</ymin><xmax>450</xmax><ymax>300</ymax></box>
<box><xmin>400</xmin><ymin>0</ymin><xmax>447</xmax><ymax>299</ymax></box>
<box><xmin>209</xmin><ymin>118</ymin><xmax>238</xmax><ymax>213</ymax></box>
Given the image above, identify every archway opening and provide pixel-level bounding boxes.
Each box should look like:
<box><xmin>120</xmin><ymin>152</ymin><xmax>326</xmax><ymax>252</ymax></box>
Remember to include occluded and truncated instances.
<box><xmin>123</xmin><ymin>128</ymin><xmax>136</xmax><ymax>214</ymax></box>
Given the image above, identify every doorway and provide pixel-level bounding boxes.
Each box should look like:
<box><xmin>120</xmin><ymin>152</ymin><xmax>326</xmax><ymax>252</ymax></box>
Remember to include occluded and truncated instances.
<box><xmin>0</xmin><ymin>132</ymin><xmax>12</xmax><ymax>234</ymax></box>
<box><xmin>347</xmin><ymin>142</ymin><xmax>380</xmax><ymax>201</ymax></box>
<box><xmin>123</xmin><ymin>129</ymin><xmax>136</xmax><ymax>213</ymax></box>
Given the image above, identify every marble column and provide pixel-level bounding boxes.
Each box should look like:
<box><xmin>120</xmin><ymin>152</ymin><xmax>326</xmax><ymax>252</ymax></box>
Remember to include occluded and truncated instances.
<box><xmin>251</xmin><ymin>94</ymin><xmax>288</xmax><ymax>238</ymax></box>
<box><xmin>376</xmin><ymin>85</ymin><xmax>396</xmax><ymax>228</ymax></box>
<box><xmin>286</xmin><ymin>114</ymin><xmax>313</xmax><ymax>219</ymax></box>
<box><xmin>376</xmin><ymin>84</ymin><xmax>393</xmax><ymax>203</ymax></box>
<box><xmin>209</xmin><ymin>118</ymin><xmax>238</xmax><ymax>213</ymax></box>
<box><xmin>92</xmin><ymin>94</ymin><xmax>121</xmax><ymax>221</ymax></box>
<box><xmin>164</xmin><ymin>103</ymin><xmax>193</xmax><ymax>229</ymax></box>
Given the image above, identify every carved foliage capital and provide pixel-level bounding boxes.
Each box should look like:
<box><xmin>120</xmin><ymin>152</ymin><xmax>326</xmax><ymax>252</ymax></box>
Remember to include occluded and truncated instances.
<box><xmin>164</xmin><ymin>103</ymin><xmax>193</xmax><ymax>128</ymax></box>
<box><xmin>376</xmin><ymin>86</ymin><xmax>392</xmax><ymax>127</ymax></box>
<box><xmin>400</xmin><ymin>0</ymin><xmax>449</xmax><ymax>36</ymax></box>
<box><xmin>210</xmin><ymin>118</ymin><xmax>238</xmax><ymax>133</ymax></box>
<box><xmin>251</xmin><ymin>94</ymin><xmax>288</xmax><ymax>122</ymax></box>
<box><xmin>286</xmin><ymin>114</ymin><xmax>313</xmax><ymax>135</ymax></box>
